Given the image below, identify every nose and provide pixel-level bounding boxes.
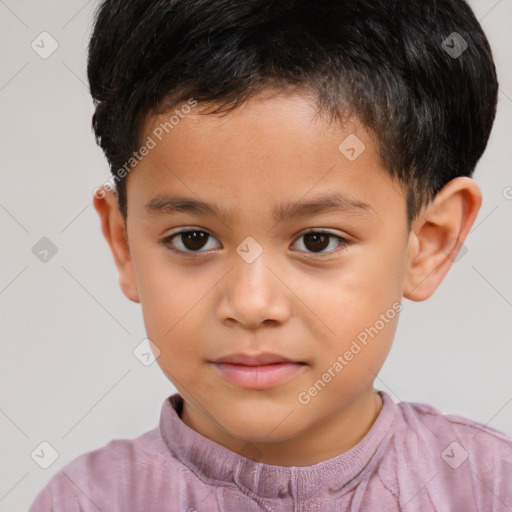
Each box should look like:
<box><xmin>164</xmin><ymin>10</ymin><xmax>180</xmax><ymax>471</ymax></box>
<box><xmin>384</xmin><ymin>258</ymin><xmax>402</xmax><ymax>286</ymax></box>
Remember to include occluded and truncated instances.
<box><xmin>216</xmin><ymin>251</ymin><xmax>291</xmax><ymax>329</ymax></box>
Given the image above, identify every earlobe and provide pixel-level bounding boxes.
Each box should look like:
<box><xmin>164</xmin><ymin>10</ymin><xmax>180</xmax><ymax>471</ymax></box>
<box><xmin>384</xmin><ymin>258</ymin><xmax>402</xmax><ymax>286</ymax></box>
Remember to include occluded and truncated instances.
<box><xmin>403</xmin><ymin>177</ymin><xmax>482</xmax><ymax>302</ymax></box>
<box><xmin>92</xmin><ymin>186</ymin><xmax>140</xmax><ymax>304</ymax></box>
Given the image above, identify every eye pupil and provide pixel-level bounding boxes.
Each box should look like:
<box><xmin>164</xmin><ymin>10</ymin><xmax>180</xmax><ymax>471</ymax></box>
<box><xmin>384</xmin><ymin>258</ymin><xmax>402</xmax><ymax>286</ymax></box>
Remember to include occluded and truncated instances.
<box><xmin>304</xmin><ymin>232</ymin><xmax>329</xmax><ymax>252</ymax></box>
<box><xmin>182</xmin><ymin>231</ymin><xmax>208</xmax><ymax>250</ymax></box>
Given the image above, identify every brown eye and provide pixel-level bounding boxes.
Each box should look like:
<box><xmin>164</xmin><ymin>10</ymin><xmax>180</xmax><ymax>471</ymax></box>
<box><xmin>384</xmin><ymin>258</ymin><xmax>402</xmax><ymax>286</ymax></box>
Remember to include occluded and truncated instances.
<box><xmin>179</xmin><ymin>231</ymin><xmax>209</xmax><ymax>251</ymax></box>
<box><xmin>302</xmin><ymin>232</ymin><xmax>330</xmax><ymax>252</ymax></box>
<box><xmin>161</xmin><ymin>230</ymin><xmax>220</xmax><ymax>253</ymax></box>
<box><xmin>293</xmin><ymin>230</ymin><xmax>349</xmax><ymax>255</ymax></box>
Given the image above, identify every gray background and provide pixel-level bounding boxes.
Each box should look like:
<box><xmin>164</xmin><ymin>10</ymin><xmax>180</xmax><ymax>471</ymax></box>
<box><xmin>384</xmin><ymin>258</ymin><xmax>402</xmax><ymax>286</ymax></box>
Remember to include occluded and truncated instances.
<box><xmin>1</xmin><ymin>1</ymin><xmax>511</xmax><ymax>510</ymax></box>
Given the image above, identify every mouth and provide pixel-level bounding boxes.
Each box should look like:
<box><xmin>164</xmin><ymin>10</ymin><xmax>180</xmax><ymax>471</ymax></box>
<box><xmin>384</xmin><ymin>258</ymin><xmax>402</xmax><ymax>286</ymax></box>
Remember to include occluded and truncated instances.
<box><xmin>211</xmin><ymin>353</ymin><xmax>307</xmax><ymax>390</ymax></box>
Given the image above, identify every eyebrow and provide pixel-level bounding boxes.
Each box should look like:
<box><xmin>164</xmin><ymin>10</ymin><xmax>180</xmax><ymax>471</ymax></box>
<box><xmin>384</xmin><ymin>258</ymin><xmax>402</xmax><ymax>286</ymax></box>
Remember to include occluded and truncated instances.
<box><xmin>144</xmin><ymin>192</ymin><xmax>376</xmax><ymax>223</ymax></box>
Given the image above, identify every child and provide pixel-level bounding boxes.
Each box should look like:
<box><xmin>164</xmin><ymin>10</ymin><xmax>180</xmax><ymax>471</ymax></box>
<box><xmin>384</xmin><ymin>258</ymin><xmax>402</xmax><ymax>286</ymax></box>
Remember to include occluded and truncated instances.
<box><xmin>29</xmin><ymin>0</ymin><xmax>511</xmax><ymax>510</ymax></box>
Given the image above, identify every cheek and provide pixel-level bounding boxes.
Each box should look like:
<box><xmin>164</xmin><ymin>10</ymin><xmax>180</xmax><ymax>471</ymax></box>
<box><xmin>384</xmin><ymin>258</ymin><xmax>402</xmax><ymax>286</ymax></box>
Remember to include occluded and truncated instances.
<box><xmin>131</xmin><ymin>247</ymin><xmax>200</xmax><ymax>352</ymax></box>
<box><xmin>304</xmin><ymin>243</ymin><xmax>405</xmax><ymax>371</ymax></box>
<box><xmin>313</xmin><ymin>257</ymin><xmax>403</xmax><ymax>330</ymax></box>
<box><xmin>141</xmin><ymin>290</ymin><xmax>205</xmax><ymax>383</ymax></box>
<box><xmin>350</xmin><ymin>229</ymin><xmax>408</xmax><ymax>305</ymax></box>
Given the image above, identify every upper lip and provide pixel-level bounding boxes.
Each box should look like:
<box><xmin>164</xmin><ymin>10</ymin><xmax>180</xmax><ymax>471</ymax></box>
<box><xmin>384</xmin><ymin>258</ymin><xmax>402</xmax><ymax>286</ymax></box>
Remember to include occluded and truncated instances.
<box><xmin>213</xmin><ymin>353</ymin><xmax>301</xmax><ymax>366</ymax></box>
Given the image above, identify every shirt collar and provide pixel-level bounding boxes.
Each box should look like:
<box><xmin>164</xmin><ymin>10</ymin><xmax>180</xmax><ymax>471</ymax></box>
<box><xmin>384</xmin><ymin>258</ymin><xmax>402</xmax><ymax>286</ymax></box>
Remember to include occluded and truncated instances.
<box><xmin>159</xmin><ymin>390</ymin><xmax>396</xmax><ymax>500</ymax></box>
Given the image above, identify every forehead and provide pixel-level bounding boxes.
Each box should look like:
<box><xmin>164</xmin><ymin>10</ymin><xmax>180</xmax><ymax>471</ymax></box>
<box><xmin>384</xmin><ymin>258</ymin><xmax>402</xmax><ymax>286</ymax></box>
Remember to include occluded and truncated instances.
<box><xmin>128</xmin><ymin>90</ymin><xmax>406</xmax><ymax>223</ymax></box>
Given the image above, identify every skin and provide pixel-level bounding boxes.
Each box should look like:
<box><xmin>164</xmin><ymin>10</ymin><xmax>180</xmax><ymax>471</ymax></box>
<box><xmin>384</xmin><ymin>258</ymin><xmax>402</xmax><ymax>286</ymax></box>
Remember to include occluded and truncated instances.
<box><xmin>93</xmin><ymin>87</ymin><xmax>481</xmax><ymax>466</ymax></box>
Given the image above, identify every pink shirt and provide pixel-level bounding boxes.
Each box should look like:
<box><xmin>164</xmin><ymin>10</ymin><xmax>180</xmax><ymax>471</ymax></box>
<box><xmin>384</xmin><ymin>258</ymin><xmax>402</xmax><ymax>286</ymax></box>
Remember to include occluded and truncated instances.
<box><xmin>28</xmin><ymin>390</ymin><xmax>512</xmax><ymax>511</ymax></box>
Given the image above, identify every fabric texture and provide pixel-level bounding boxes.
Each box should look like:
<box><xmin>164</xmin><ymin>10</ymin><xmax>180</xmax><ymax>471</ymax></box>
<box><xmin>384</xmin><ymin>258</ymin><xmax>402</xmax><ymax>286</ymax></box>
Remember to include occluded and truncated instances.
<box><xmin>28</xmin><ymin>390</ymin><xmax>512</xmax><ymax>511</ymax></box>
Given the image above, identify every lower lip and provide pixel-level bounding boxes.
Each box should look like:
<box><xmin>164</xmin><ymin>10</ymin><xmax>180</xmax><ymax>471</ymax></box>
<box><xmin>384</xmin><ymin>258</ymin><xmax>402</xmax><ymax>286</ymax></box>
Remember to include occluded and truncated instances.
<box><xmin>213</xmin><ymin>362</ymin><xmax>305</xmax><ymax>390</ymax></box>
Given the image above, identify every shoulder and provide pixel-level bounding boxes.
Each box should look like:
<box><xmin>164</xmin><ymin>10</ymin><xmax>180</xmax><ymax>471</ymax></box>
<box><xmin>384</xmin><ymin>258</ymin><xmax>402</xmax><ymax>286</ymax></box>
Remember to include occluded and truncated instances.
<box><xmin>28</xmin><ymin>427</ymin><xmax>173</xmax><ymax>511</ymax></box>
<box><xmin>392</xmin><ymin>398</ymin><xmax>512</xmax><ymax>480</ymax></box>
<box><xmin>373</xmin><ymin>396</ymin><xmax>512</xmax><ymax>509</ymax></box>
<box><xmin>397</xmin><ymin>398</ymin><xmax>512</xmax><ymax>453</ymax></box>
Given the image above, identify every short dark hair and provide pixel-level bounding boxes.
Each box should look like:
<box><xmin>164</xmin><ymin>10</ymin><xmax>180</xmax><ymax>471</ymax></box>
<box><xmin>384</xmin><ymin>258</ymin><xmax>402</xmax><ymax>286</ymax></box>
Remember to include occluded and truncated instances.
<box><xmin>87</xmin><ymin>0</ymin><xmax>499</xmax><ymax>223</ymax></box>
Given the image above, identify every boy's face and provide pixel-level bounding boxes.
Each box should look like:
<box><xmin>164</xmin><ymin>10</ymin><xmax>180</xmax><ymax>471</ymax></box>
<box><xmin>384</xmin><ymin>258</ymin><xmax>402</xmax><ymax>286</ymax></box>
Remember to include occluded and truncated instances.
<box><xmin>99</xmin><ymin>89</ymin><xmax>415</xmax><ymax>457</ymax></box>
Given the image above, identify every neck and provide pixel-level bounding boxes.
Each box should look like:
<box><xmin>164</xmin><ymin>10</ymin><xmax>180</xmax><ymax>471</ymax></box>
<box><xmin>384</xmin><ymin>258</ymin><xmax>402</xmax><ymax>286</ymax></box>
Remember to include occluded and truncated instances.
<box><xmin>180</xmin><ymin>387</ymin><xmax>383</xmax><ymax>466</ymax></box>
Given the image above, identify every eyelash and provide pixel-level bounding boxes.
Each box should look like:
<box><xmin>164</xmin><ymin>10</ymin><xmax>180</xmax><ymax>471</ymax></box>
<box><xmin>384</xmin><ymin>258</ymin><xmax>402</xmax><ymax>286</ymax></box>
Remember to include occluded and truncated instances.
<box><xmin>159</xmin><ymin>228</ymin><xmax>350</xmax><ymax>257</ymax></box>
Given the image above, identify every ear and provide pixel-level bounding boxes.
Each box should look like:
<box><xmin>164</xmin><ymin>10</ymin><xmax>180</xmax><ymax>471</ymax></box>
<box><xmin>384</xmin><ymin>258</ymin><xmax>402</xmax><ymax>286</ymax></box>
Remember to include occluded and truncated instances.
<box><xmin>92</xmin><ymin>186</ymin><xmax>140</xmax><ymax>303</ymax></box>
<box><xmin>403</xmin><ymin>177</ymin><xmax>482</xmax><ymax>301</ymax></box>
